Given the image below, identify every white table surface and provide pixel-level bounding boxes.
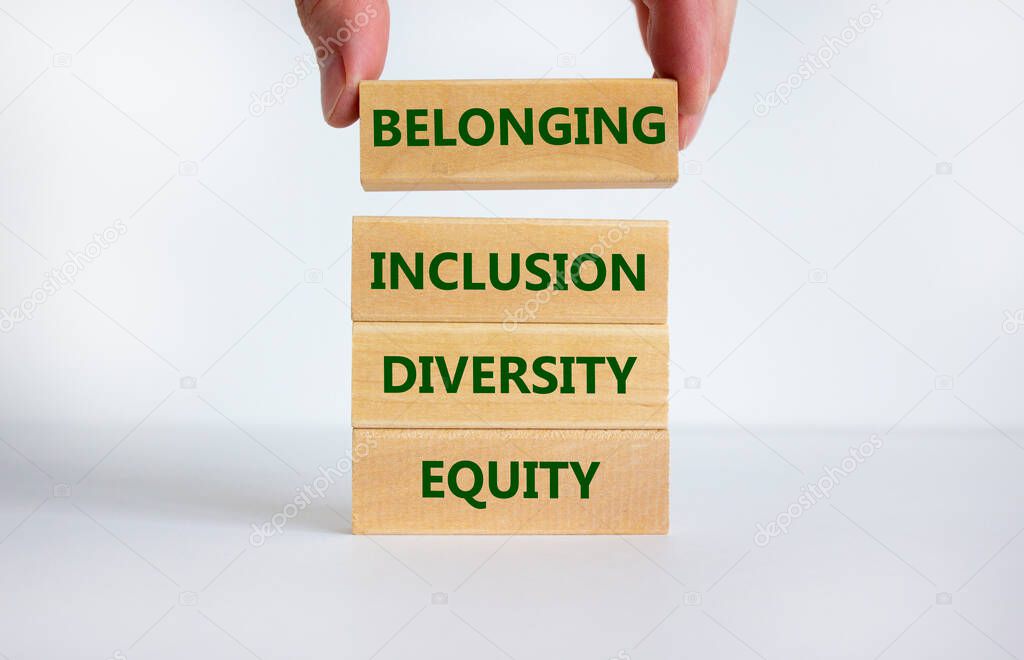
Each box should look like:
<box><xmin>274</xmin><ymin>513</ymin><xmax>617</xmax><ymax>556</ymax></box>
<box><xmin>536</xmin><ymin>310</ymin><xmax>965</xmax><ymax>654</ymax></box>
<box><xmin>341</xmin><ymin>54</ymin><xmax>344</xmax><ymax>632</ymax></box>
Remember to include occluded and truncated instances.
<box><xmin>2</xmin><ymin>425</ymin><xmax>1021</xmax><ymax>660</ymax></box>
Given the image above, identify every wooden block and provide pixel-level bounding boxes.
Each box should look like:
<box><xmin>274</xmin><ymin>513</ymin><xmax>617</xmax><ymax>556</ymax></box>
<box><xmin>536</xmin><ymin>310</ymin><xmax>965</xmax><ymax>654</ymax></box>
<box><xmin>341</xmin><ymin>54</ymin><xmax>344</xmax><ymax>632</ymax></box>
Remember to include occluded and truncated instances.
<box><xmin>352</xmin><ymin>322</ymin><xmax>668</xmax><ymax>429</ymax></box>
<box><xmin>352</xmin><ymin>428</ymin><xmax>668</xmax><ymax>534</ymax></box>
<box><xmin>359</xmin><ymin>79</ymin><xmax>678</xmax><ymax>190</ymax></box>
<box><xmin>351</xmin><ymin>216</ymin><xmax>668</xmax><ymax>324</ymax></box>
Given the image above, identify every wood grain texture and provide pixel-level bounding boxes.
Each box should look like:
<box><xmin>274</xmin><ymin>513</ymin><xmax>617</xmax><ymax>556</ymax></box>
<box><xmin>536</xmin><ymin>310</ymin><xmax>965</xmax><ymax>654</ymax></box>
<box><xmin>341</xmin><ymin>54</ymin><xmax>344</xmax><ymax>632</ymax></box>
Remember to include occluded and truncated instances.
<box><xmin>352</xmin><ymin>428</ymin><xmax>668</xmax><ymax>534</ymax></box>
<box><xmin>351</xmin><ymin>216</ymin><xmax>668</xmax><ymax>324</ymax></box>
<box><xmin>359</xmin><ymin>79</ymin><xmax>678</xmax><ymax>190</ymax></box>
<box><xmin>352</xmin><ymin>322</ymin><xmax>669</xmax><ymax>429</ymax></box>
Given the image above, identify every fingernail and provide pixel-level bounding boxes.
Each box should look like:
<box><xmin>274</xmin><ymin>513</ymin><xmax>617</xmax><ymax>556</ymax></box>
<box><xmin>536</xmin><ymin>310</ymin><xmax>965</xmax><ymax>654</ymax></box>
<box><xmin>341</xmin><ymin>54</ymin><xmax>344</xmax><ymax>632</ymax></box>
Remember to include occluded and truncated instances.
<box><xmin>319</xmin><ymin>52</ymin><xmax>346</xmax><ymax>124</ymax></box>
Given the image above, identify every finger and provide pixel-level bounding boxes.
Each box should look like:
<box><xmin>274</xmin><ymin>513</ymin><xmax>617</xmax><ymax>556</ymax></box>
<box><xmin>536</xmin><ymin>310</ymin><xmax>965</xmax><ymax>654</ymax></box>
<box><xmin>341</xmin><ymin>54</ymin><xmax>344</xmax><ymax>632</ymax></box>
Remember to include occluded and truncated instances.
<box><xmin>679</xmin><ymin>110</ymin><xmax>705</xmax><ymax>150</ymax></box>
<box><xmin>296</xmin><ymin>0</ymin><xmax>390</xmax><ymax>128</ymax></box>
<box><xmin>642</xmin><ymin>0</ymin><xmax>715</xmax><ymax>119</ymax></box>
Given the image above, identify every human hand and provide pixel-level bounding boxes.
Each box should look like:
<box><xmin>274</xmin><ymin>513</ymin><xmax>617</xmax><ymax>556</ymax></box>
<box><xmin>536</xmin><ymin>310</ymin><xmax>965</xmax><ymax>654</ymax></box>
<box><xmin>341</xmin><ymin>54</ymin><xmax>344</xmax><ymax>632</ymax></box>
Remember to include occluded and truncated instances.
<box><xmin>296</xmin><ymin>0</ymin><xmax>736</xmax><ymax>149</ymax></box>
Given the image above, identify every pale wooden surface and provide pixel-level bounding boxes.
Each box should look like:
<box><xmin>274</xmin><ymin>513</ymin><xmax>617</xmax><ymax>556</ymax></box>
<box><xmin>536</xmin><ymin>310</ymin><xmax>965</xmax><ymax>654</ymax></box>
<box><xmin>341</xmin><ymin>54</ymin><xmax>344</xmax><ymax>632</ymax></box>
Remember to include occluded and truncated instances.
<box><xmin>351</xmin><ymin>216</ymin><xmax>668</xmax><ymax>324</ymax></box>
<box><xmin>352</xmin><ymin>428</ymin><xmax>669</xmax><ymax>534</ymax></box>
<box><xmin>352</xmin><ymin>322</ymin><xmax>669</xmax><ymax>429</ymax></box>
<box><xmin>359</xmin><ymin>79</ymin><xmax>678</xmax><ymax>190</ymax></box>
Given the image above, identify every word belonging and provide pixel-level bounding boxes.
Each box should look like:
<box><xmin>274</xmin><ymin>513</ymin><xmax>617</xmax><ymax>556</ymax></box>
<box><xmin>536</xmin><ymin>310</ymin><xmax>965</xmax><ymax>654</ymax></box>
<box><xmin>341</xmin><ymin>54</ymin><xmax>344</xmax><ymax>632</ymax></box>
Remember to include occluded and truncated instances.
<box><xmin>373</xmin><ymin>105</ymin><xmax>667</xmax><ymax>147</ymax></box>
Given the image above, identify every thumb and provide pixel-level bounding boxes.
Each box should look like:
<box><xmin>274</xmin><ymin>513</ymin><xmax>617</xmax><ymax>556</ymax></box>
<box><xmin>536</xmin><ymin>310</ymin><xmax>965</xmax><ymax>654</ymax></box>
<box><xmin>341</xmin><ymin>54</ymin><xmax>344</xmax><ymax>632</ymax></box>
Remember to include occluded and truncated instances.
<box><xmin>640</xmin><ymin>0</ymin><xmax>715</xmax><ymax>116</ymax></box>
<box><xmin>296</xmin><ymin>0</ymin><xmax>390</xmax><ymax>127</ymax></box>
<box><xmin>634</xmin><ymin>0</ymin><xmax>735</xmax><ymax>149</ymax></box>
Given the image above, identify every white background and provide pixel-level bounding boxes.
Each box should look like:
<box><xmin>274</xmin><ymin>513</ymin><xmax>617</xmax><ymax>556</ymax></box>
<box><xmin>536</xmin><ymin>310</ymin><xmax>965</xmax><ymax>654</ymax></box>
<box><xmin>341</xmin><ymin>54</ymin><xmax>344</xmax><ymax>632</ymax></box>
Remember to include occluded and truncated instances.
<box><xmin>1</xmin><ymin>0</ymin><xmax>1023</xmax><ymax>658</ymax></box>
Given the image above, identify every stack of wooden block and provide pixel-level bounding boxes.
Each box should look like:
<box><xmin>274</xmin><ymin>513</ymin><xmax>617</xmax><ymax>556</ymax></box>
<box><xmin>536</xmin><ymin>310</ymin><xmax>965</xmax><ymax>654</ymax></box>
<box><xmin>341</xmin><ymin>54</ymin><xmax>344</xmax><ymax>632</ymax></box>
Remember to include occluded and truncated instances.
<box><xmin>349</xmin><ymin>80</ymin><xmax>677</xmax><ymax>534</ymax></box>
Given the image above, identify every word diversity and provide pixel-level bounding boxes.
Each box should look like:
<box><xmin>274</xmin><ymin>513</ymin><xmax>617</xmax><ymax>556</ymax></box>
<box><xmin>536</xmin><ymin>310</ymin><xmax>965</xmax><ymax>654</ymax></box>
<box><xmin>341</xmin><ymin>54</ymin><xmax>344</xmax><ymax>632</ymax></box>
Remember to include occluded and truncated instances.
<box><xmin>351</xmin><ymin>79</ymin><xmax>674</xmax><ymax>534</ymax></box>
<box><xmin>384</xmin><ymin>355</ymin><xmax>637</xmax><ymax>394</ymax></box>
<box><xmin>352</xmin><ymin>322</ymin><xmax>667</xmax><ymax>429</ymax></box>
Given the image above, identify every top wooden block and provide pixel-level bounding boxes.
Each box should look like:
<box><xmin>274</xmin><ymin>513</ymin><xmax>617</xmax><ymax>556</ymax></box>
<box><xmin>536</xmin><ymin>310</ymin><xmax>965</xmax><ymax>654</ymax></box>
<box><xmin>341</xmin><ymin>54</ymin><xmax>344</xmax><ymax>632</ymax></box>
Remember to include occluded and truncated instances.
<box><xmin>359</xmin><ymin>79</ymin><xmax>679</xmax><ymax>191</ymax></box>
